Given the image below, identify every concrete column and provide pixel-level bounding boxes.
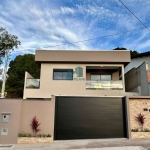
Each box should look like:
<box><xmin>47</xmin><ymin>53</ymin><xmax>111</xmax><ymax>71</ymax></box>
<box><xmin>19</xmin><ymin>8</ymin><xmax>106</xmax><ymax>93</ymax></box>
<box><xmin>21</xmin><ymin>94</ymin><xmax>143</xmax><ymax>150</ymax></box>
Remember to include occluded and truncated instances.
<box><xmin>122</xmin><ymin>65</ymin><xmax>125</xmax><ymax>91</ymax></box>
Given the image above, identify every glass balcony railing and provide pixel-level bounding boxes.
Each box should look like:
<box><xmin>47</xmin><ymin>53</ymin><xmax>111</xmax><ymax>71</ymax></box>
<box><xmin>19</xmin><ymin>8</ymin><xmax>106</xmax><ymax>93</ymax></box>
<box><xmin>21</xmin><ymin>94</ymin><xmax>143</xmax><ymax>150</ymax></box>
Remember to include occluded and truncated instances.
<box><xmin>26</xmin><ymin>79</ymin><xmax>40</xmax><ymax>89</ymax></box>
<box><xmin>86</xmin><ymin>80</ymin><xmax>123</xmax><ymax>90</ymax></box>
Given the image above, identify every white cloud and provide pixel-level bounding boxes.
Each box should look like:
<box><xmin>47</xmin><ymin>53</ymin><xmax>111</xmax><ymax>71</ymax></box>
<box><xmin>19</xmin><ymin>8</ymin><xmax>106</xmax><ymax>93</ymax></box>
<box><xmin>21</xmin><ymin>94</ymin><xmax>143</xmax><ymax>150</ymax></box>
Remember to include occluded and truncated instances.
<box><xmin>0</xmin><ymin>0</ymin><xmax>150</xmax><ymax>60</ymax></box>
<box><xmin>61</xmin><ymin>7</ymin><xmax>75</xmax><ymax>14</ymax></box>
<box><xmin>0</xmin><ymin>17</ymin><xmax>13</xmax><ymax>28</ymax></box>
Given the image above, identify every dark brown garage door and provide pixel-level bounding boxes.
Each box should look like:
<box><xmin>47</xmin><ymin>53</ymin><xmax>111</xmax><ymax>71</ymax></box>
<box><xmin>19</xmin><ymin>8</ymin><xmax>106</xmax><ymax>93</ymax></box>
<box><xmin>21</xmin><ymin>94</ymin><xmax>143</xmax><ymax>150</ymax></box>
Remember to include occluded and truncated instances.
<box><xmin>54</xmin><ymin>96</ymin><xmax>127</xmax><ymax>140</ymax></box>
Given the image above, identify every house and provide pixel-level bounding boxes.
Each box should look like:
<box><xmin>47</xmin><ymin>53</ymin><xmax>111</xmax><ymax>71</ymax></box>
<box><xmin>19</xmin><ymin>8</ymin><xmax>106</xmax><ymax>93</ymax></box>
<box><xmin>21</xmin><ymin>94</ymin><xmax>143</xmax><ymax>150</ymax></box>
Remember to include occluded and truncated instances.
<box><xmin>125</xmin><ymin>51</ymin><xmax>150</xmax><ymax>95</ymax></box>
<box><xmin>2</xmin><ymin>50</ymin><xmax>146</xmax><ymax>144</ymax></box>
<box><xmin>125</xmin><ymin>51</ymin><xmax>150</xmax><ymax>74</ymax></box>
<box><xmin>22</xmin><ymin>50</ymin><xmax>139</xmax><ymax>140</ymax></box>
<box><xmin>24</xmin><ymin>50</ymin><xmax>138</xmax><ymax>99</ymax></box>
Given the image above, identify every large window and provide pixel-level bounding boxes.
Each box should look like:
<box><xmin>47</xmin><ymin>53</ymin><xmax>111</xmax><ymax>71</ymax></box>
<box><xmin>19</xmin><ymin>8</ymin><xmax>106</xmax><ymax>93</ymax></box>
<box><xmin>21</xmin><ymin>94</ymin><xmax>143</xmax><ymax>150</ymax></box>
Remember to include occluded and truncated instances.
<box><xmin>53</xmin><ymin>69</ymin><xmax>73</xmax><ymax>80</ymax></box>
<box><xmin>91</xmin><ymin>74</ymin><xmax>111</xmax><ymax>81</ymax></box>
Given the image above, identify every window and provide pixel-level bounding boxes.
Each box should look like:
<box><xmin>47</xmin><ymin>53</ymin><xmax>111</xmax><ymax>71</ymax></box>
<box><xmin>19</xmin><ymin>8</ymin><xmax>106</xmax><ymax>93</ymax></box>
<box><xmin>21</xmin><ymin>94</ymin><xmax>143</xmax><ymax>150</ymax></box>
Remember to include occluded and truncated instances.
<box><xmin>91</xmin><ymin>74</ymin><xmax>111</xmax><ymax>81</ymax></box>
<box><xmin>101</xmin><ymin>75</ymin><xmax>111</xmax><ymax>81</ymax></box>
<box><xmin>53</xmin><ymin>69</ymin><xmax>73</xmax><ymax>80</ymax></box>
<box><xmin>91</xmin><ymin>75</ymin><xmax>100</xmax><ymax>81</ymax></box>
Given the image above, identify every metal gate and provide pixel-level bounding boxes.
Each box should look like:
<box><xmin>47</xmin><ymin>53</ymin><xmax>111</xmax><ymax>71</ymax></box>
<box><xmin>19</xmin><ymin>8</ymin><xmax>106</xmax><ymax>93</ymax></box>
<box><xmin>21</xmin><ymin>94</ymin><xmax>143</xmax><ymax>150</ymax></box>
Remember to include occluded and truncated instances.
<box><xmin>54</xmin><ymin>96</ymin><xmax>127</xmax><ymax>140</ymax></box>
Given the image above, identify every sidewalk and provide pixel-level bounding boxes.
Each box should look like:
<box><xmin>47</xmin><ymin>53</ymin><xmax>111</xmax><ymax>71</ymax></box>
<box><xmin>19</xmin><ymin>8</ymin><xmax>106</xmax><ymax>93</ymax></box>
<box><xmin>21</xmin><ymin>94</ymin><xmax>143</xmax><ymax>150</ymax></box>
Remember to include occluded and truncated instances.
<box><xmin>1</xmin><ymin>138</ymin><xmax>150</xmax><ymax>150</ymax></box>
<box><xmin>71</xmin><ymin>147</ymin><xmax>147</xmax><ymax>150</ymax></box>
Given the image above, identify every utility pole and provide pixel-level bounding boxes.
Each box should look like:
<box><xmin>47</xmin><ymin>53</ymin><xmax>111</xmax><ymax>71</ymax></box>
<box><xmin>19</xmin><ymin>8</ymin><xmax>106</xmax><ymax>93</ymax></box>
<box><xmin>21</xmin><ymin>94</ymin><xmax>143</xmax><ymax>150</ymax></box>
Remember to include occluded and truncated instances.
<box><xmin>1</xmin><ymin>50</ymin><xmax>9</xmax><ymax>98</ymax></box>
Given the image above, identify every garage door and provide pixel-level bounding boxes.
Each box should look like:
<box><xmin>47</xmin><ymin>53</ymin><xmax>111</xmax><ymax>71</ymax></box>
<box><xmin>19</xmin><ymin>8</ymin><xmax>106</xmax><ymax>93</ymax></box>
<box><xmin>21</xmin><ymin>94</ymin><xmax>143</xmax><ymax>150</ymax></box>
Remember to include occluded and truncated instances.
<box><xmin>54</xmin><ymin>96</ymin><xmax>127</xmax><ymax>140</ymax></box>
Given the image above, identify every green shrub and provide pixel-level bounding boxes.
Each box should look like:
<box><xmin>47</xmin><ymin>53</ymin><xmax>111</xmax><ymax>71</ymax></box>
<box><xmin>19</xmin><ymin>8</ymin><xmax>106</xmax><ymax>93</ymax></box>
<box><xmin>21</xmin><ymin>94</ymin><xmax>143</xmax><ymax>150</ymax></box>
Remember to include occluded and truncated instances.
<box><xmin>143</xmin><ymin>128</ymin><xmax>150</xmax><ymax>132</ymax></box>
<box><xmin>18</xmin><ymin>132</ymin><xmax>32</xmax><ymax>137</ymax></box>
<box><xmin>18</xmin><ymin>132</ymin><xmax>26</xmax><ymax>137</ymax></box>
<box><xmin>42</xmin><ymin>134</ymin><xmax>46</xmax><ymax>137</ymax></box>
<box><xmin>18</xmin><ymin>132</ymin><xmax>51</xmax><ymax>137</ymax></box>
<box><xmin>131</xmin><ymin>128</ymin><xmax>138</xmax><ymax>132</ymax></box>
<box><xmin>47</xmin><ymin>134</ymin><xmax>51</xmax><ymax>137</ymax></box>
<box><xmin>18</xmin><ymin>132</ymin><xmax>23</xmax><ymax>137</ymax></box>
<box><xmin>27</xmin><ymin>133</ymin><xmax>32</xmax><ymax>137</ymax></box>
<box><xmin>37</xmin><ymin>134</ymin><xmax>42</xmax><ymax>137</ymax></box>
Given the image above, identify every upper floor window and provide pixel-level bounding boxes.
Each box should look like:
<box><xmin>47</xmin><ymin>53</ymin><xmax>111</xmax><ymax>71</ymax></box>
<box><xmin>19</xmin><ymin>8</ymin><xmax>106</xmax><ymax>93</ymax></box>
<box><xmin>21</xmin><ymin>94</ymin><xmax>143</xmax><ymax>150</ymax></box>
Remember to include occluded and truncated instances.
<box><xmin>53</xmin><ymin>69</ymin><xmax>73</xmax><ymax>80</ymax></box>
<box><xmin>91</xmin><ymin>74</ymin><xmax>111</xmax><ymax>81</ymax></box>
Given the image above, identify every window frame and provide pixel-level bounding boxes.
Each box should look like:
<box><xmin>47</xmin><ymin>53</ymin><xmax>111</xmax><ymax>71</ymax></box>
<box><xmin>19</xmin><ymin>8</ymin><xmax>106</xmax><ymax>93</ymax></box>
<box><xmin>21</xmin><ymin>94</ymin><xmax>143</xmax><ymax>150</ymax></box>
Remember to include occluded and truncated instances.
<box><xmin>53</xmin><ymin>69</ymin><xmax>73</xmax><ymax>80</ymax></box>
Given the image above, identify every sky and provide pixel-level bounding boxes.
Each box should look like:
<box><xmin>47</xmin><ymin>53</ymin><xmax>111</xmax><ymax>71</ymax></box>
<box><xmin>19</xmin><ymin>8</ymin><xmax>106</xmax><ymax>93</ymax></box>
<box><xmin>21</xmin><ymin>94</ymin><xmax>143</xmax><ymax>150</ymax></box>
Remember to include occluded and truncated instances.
<box><xmin>0</xmin><ymin>0</ymin><xmax>150</xmax><ymax>61</ymax></box>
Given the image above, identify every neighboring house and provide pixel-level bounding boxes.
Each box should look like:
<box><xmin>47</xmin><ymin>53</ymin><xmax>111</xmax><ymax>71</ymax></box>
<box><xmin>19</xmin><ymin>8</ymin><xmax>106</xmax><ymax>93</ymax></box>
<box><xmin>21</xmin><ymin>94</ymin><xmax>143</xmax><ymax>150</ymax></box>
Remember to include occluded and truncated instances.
<box><xmin>125</xmin><ymin>51</ymin><xmax>150</xmax><ymax>74</ymax></box>
<box><xmin>125</xmin><ymin>51</ymin><xmax>150</xmax><ymax>96</ymax></box>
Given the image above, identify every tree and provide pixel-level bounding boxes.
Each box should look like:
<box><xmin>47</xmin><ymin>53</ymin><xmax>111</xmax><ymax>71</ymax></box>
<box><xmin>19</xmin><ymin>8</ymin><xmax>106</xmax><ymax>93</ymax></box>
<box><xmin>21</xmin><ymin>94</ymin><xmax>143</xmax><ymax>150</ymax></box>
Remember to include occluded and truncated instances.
<box><xmin>130</xmin><ymin>50</ymin><xmax>139</xmax><ymax>57</ymax></box>
<box><xmin>113</xmin><ymin>47</ymin><xmax>139</xmax><ymax>57</ymax></box>
<box><xmin>0</xmin><ymin>27</ymin><xmax>21</xmax><ymax>64</ymax></box>
<box><xmin>113</xmin><ymin>47</ymin><xmax>127</xmax><ymax>50</ymax></box>
<box><xmin>6</xmin><ymin>54</ymin><xmax>40</xmax><ymax>98</ymax></box>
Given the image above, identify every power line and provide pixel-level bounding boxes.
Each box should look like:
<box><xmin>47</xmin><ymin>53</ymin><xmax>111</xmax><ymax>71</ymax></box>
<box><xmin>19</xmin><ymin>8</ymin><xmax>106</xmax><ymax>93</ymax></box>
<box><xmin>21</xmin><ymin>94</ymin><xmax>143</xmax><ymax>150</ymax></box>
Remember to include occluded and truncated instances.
<box><xmin>112</xmin><ymin>0</ymin><xmax>131</xmax><ymax>15</ymax></box>
<box><xmin>46</xmin><ymin>27</ymin><xmax>146</xmax><ymax>47</ymax></box>
<box><xmin>118</xmin><ymin>0</ymin><xmax>150</xmax><ymax>33</ymax></box>
<box><xmin>12</xmin><ymin>26</ymin><xmax>149</xmax><ymax>52</ymax></box>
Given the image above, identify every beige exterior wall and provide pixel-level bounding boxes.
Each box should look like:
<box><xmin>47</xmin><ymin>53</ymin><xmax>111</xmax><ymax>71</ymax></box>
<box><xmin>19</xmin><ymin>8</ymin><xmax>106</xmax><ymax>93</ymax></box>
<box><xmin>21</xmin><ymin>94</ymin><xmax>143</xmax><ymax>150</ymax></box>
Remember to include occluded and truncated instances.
<box><xmin>23</xmin><ymin>63</ymin><xmax>136</xmax><ymax>99</ymax></box>
<box><xmin>24</xmin><ymin>72</ymin><xmax>34</xmax><ymax>90</ymax></box>
<box><xmin>26</xmin><ymin>71</ymin><xmax>34</xmax><ymax>78</ymax></box>
<box><xmin>35</xmin><ymin>50</ymin><xmax>131</xmax><ymax>64</ymax></box>
<box><xmin>0</xmin><ymin>98</ymin><xmax>55</xmax><ymax>144</ymax></box>
<box><xmin>19</xmin><ymin>97</ymin><xmax>55</xmax><ymax>138</ymax></box>
<box><xmin>0</xmin><ymin>99</ymin><xmax>22</xmax><ymax>144</ymax></box>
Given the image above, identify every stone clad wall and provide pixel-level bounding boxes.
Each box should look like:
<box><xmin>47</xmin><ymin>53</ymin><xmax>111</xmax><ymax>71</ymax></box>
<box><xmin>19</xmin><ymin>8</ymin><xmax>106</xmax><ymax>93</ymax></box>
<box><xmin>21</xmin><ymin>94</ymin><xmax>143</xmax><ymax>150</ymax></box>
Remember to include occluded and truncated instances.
<box><xmin>17</xmin><ymin>137</ymin><xmax>53</xmax><ymax>144</ymax></box>
<box><xmin>129</xmin><ymin>99</ymin><xmax>150</xmax><ymax>130</ymax></box>
<box><xmin>131</xmin><ymin>132</ymin><xmax>150</xmax><ymax>139</ymax></box>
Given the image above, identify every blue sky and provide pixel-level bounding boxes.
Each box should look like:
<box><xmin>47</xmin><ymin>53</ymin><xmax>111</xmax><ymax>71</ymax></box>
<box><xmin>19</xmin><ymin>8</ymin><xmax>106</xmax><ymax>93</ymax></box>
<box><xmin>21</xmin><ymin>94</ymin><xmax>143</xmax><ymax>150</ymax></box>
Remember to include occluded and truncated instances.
<box><xmin>0</xmin><ymin>0</ymin><xmax>150</xmax><ymax>61</ymax></box>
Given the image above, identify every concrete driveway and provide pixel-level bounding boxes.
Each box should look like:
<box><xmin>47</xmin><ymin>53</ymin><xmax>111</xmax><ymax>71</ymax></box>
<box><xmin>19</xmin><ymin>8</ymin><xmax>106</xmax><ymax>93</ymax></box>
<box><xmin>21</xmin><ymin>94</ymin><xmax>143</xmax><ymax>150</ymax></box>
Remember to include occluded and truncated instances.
<box><xmin>1</xmin><ymin>138</ymin><xmax>150</xmax><ymax>150</ymax></box>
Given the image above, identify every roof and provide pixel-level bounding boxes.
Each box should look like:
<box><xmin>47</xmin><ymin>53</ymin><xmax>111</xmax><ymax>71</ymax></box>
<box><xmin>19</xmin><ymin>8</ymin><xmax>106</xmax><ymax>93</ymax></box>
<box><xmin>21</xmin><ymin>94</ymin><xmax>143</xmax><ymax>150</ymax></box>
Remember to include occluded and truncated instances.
<box><xmin>131</xmin><ymin>51</ymin><xmax>150</xmax><ymax>59</ymax></box>
<box><xmin>35</xmin><ymin>50</ymin><xmax>131</xmax><ymax>66</ymax></box>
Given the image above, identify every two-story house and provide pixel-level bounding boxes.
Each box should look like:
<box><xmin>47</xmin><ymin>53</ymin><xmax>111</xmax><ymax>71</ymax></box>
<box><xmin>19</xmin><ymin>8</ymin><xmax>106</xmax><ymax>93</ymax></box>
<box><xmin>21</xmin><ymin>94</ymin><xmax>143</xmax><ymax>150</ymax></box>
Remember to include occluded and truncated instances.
<box><xmin>22</xmin><ymin>50</ymin><xmax>139</xmax><ymax>140</ymax></box>
<box><xmin>23</xmin><ymin>50</ymin><xmax>136</xmax><ymax>99</ymax></box>
<box><xmin>3</xmin><ymin>50</ymin><xmax>150</xmax><ymax>145</ymax></box>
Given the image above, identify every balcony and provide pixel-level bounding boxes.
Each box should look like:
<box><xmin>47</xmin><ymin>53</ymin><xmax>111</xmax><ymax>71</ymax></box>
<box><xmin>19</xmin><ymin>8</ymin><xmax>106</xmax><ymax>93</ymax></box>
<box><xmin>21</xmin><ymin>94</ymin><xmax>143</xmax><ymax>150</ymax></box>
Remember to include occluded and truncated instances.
<box><xmin>26</xmin><ymin>79</ymin><xmax>40</xmax><ymax>89</ymax></box>
<box><xmin>86</xmin><ymin>80</ymin><xmax>123</xmax><ymax>90</ymax></box>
